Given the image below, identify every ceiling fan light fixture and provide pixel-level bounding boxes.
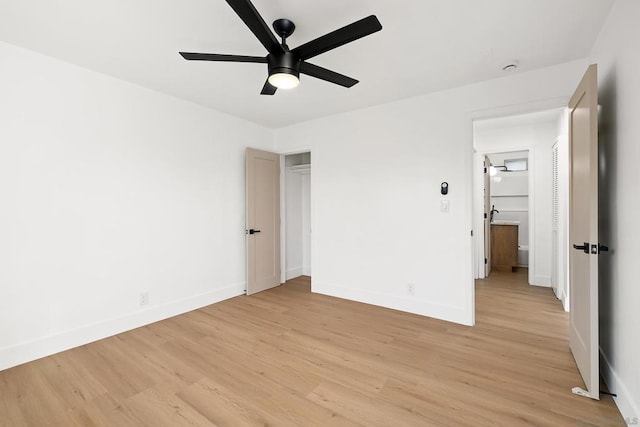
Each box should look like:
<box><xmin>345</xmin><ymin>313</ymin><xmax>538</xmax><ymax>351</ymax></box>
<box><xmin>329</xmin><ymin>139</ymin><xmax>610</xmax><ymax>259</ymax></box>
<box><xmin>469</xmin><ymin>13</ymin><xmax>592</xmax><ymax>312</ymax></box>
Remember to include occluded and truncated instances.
<box><xmin>179</xmin><ymin>0</ymin><xmax>382</xmax><ymax>95</ymax></box>
<box><xmin>268</xmin><ymin>71</ymin><xmax>300</xmax><ymax>89</ymax></box>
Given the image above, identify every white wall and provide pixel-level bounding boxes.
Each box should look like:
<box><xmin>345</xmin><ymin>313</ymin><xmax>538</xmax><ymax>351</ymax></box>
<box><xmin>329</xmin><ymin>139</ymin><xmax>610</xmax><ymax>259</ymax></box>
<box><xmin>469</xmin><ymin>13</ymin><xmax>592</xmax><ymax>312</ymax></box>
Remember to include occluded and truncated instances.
<box><xmin>302</xmin><ymin>174</ymin><xmax>311</xmax><ymax>276</ymax></box>
<box><xmin>475</xmin><ymin>120</ymin><xmax>559</xmax><ymax>286</ymax></box>
<box><xmin>276</xmin><ymin>59</ymin><xmax>589</xmax><ymax>326</ymax></box>
<box><xmin>590</xmin><ymin>0</ymin><xmax>640</xmax><ymax>420</ymax></box>
<box><xmin>0</xmin><ymin>41</ymin><xmax>274</xmax><ymax>370</ymax></box>
<box><xmin>284</xmin><ymin>152</ymin><xmax>312</xmax><ymax>280</ymax></box>
<box><xmin>285</xmin><ymin>170</ymin><xmax>304</xmax><ymax>279</ymax></box>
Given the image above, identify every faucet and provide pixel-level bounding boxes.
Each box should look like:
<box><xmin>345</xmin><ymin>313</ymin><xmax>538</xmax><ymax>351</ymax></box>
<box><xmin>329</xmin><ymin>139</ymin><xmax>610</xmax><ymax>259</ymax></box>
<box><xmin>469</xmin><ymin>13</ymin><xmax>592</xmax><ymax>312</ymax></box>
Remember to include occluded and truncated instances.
<box><xmin>490</xmin><ymin>205</ymin><xmax>499</xmax><ymax>222</ymax></box>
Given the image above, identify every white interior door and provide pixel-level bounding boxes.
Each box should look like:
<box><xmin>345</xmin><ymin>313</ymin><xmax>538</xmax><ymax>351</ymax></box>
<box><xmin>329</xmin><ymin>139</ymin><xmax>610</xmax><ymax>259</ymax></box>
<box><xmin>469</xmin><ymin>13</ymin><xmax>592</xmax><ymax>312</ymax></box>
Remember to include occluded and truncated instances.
<box><xmin>484</xmin><ymin>156</ymin><xmax>491</xmax><ymax>277</ymax></box>
<box><xmin>568</xmin><ymin>64</ymin><xmax>600</xmax><ymax>400</ymax></box>
<box><xmin>246</xmin><ymin>148</ymin><xmax>281</xmax><ymax>295</ymax></box>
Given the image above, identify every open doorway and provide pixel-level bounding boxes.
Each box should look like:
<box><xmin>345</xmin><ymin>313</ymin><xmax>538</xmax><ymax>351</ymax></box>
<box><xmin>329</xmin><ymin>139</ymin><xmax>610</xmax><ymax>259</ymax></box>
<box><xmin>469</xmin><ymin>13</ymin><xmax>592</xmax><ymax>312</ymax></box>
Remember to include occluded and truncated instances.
<box><xmin>487</xmin><ymin>151</ymin><xmax>530</xmax><ymax>275</ymax></box>
<box><xmin>282</xmin><ymin>152</ymin><xmax>311</xmax><ymax>286</ymax></box>
<box><xmin>473</xmin><ymin>108</ymin><xmax>569</xmax><ymax>308</ymax></box>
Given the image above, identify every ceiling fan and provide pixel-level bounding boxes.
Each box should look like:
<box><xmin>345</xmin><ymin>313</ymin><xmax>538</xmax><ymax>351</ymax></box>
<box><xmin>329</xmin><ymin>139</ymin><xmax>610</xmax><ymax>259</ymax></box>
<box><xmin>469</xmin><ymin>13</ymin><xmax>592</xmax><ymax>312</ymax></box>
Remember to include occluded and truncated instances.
<box><xmin>179</xmin><ymin>0</ymin><xmax>382</xmax><ymax>95</ymax></box>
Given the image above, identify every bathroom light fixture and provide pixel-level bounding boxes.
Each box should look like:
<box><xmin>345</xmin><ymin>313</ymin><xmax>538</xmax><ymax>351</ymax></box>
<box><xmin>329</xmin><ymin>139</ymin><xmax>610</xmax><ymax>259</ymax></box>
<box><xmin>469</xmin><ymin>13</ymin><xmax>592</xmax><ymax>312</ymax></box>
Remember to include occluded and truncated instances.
<box><xmin>490</xmin><ymin>165</ymin><xmax>508</xmax><ymax>176</ymax></box>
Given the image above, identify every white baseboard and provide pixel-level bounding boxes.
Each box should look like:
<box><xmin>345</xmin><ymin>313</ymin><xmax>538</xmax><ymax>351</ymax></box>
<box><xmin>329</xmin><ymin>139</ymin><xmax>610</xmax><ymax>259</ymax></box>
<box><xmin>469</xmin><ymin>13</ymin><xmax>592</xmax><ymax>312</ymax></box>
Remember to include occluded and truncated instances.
<box><xmin>532</xmin><ymin>275</ymin><xmax>552</xmax><ymax>287</ymax></box>
<box><xmin>0</xmin><ymin>283</ymin><xmax>245</xmax><ymax>372</ymax></box>
<box><xmin>286</xmin><ymin>267</ymin><xmax>304</xmax><ymax>280</ymax></box>
<box><xmin>556</xmin><ymin>289</ymin><xmax>569</xmax><ymax>312</ymax></box>
<box><xmin>303</xmin><ymin>265</ymin><xmax>311</xmax><ymax>276</ymax></box>
<box><xmin>312</xmin><ymin>281</ymin><xmax>472</xmax><ymax>326</ymax></box>
<box><xmin>600</xmin><ymin>347</ymin><xmax>640</xmax><ymax>425</ymax></box>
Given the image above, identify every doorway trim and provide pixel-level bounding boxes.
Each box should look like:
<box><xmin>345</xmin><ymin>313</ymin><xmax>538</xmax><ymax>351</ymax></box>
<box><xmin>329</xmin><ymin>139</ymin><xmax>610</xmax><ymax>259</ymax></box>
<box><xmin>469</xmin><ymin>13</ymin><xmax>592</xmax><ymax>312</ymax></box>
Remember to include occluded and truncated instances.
<box><xmin>466</xmin><ymin>96</ymin><xmax>568</xmax><ymax>321</ymax></box>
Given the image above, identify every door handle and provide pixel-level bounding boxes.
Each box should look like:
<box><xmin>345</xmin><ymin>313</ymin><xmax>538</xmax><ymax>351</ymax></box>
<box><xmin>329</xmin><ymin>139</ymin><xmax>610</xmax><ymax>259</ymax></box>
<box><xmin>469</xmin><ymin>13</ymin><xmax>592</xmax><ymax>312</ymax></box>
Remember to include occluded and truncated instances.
<box><xmin>249</xmin><ymin>229</ymin><xmax>261</xmax><ymax>235</ymax></box>
<box><xmin>573</xmin><ymin>242</ymin><xmax>589</xmax><ymax>254</ymax></box>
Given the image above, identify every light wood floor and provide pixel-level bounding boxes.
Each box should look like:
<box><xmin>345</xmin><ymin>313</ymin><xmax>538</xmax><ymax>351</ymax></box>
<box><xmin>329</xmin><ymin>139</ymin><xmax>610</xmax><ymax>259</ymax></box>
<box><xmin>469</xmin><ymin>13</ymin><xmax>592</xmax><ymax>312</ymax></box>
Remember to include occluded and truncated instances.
<box><xmin>0</xmin><ymin>271</ymin><xmax>624</xmax><ymax>426</ymax></box>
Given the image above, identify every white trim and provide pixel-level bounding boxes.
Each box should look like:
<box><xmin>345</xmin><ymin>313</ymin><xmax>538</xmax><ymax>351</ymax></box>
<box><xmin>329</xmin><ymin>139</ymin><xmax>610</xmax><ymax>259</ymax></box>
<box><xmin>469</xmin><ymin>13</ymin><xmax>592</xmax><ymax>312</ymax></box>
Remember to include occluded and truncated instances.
<box><xmin>468</xmin><ymin>99</ymin><xmax>568</xmax><ymax>325</ymax></box>
<box><xmin>532</xmin><ymin>276</ymin><xmax>552</xmax><ymax>287</ymax></box>
<box><xmin>287</xmin><ymin>164</ymin><xmax>311</xmax><ymax>174</ymax></box>
<box><xmin>556</xmin><ymin>288</ymin><xmax>569</xmax><ymax>312</ymax></box>
<box><xmin>467</xmin><ymin>97</ymin><xmax>568</xmax><ymax>122</ymax></box>
<box><xmin>557</xmin><ymin>108</ymin><xmax>571</xmax><ymax>312</ymax></box>
<box><xmin>600</xmin><ymin>347</ymin><xmax>640</xmax><ymax>425</ymax></box>
<box><xmin>528</xmin><ymin>147</ymin><xmax>536</xmax><ymax>286</ymax></box>
<box><xmin>466</xmin><ymin>119</ymin><xmax>476</xmax><ymax>326</ymax></box>
<box><xmin>286</xmin><ymin>267</ymin><xmax>304</xmax><ymax>280</ymax></box>
<box><xmin>0</xmin><ymin>283</ymin><xmax>245</xmax><ymax>372</ymax></box>
<box><xmin>279</xmin><ymin>154</ymin><xmax>287</xmax><ymax>284</ymax></box>
<box><xmin>314</xmin><ymin>281</ymin><xmax>472</xmax><ymax>326</ymax></box>
<box><xmin>472</xmin><ymin>148</ymin><xmax>482</xmax><ymax>279</ymax></box>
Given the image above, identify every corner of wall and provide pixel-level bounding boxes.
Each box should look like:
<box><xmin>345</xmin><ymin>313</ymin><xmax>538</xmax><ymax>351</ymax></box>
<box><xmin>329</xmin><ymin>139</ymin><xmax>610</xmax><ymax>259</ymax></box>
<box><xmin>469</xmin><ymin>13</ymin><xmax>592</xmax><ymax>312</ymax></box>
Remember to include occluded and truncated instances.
<box><xmin>312</xmin><ymin>281</ymin><xmax>472</xmax><ymax>327</ymax></box>
<box><xmin>600</xmin><ymin>347</ymin><xmax>640</xmax><ymax>424</ymax></box>
<box><xmin>0</xmin><ymin>283</ymin><xmax>245</xmax><ymax>372</ymax></box>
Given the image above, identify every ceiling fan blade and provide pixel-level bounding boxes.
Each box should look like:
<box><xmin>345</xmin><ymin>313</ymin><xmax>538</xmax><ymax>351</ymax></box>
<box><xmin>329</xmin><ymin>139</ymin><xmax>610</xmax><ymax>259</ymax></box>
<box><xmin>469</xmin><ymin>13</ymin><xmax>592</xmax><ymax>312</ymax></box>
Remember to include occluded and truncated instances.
<box><xmin>300</xmin><ymin>62</ymin><xmax>359</xmax><ymax>88</ymax></box>
<box><xmin>260</xmin><ymin>79</ymin><xmax>277</xmax><ymax>95</ymax></box>
<box><xmin>291</xmin><ymin>15</ymin><xmax>382</xmax><ymax>61</ymax></box>
<box><xmin>225</xmin><ymin>0</ymin><xmax>284</xmax><ymax>54</ymax></box>
<box><xmin>179</xmin><ymin>52</ymin><xmax>267</xmax><ymax>63</ymax></box>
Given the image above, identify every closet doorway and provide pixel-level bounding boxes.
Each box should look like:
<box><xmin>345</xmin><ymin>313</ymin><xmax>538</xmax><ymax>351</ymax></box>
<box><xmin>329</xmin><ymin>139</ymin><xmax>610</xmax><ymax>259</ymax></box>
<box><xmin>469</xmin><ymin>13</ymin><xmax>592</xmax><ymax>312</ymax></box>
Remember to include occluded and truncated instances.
<box><xmin>283</xmin><ymin>152</ymin><xmax>311</xmax><ymax>281</ymax></box>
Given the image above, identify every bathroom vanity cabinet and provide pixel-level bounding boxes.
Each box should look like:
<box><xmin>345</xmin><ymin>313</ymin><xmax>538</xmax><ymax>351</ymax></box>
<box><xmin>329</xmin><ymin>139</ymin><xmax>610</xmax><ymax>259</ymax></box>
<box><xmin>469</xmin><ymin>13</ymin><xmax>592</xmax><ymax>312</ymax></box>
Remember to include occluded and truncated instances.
<box><xmin>491</xmin><ymin>223</ymin><xmax>518</xmax><ymax>272</ymax></box>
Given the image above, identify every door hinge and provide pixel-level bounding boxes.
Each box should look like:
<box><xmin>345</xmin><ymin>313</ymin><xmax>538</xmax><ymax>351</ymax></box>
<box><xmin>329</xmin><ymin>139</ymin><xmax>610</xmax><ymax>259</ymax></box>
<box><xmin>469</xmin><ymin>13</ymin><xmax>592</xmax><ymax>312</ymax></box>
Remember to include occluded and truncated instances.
<box><xmin>471</xmin><ymin>230</ymin><xmax>473</xmax><ymax>237</ymax></box>
<box><xmin>484</xmin><ymin>213</ymin><xmax>488</xmax><ymax>219</ymax></box>
<box><xmin>484</xmin><ymin>258</ymin><xmax>488</xmax><ymax>264</ymax></box>
<box><xmin>484</xmin><ymin>167</ymin><xmax>487</xmax><ymax>174</ymax></box>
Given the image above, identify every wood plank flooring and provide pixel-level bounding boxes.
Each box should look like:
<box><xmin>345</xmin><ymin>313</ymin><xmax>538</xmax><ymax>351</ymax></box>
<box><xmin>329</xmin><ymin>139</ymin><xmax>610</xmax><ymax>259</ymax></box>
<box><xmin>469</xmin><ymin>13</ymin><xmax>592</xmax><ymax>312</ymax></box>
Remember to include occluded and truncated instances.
<box><xmin>0</xmin><ymin>272</ymin><xmax>624</xmax><ymax>426</ymax></box>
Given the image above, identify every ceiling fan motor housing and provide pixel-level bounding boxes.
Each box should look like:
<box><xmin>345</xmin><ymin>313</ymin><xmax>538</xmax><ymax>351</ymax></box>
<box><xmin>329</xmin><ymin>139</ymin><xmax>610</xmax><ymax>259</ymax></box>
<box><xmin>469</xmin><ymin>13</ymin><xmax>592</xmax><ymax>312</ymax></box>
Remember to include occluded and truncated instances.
<box><xmin>267</xmin><ymin>51</ymin><xmax>300</xmax><ymax>80</ymax></box>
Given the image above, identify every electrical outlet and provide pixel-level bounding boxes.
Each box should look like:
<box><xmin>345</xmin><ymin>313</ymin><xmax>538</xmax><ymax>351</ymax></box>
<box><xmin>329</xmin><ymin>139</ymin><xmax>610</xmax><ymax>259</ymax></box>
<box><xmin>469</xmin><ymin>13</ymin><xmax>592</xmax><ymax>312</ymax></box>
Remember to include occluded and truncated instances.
<box><xmin>407</xmin><ymin>283</ymin><xmax>415</xmax><ymax>296</ymax></box>
<box><xmin>139</xmin><ymin>292</ymin><xmax>149</xmax><ymax>306</ymax></box>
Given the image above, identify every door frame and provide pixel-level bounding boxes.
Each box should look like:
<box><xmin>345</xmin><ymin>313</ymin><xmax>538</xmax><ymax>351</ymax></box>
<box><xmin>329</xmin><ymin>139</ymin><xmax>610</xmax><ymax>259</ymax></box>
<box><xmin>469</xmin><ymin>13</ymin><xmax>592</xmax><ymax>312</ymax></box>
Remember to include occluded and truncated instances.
<box><xmin>474</xmin><ymin>147</ymin><xmax>535</xmax><ymax>283</ymax></box>
<box><xmin>467</xmin><ymin>97</ymin><xmax>568</xmax><ymax>323</ymax></box>
<box><xmin>483</xmin><ymin>155</ymin><xmax>492</xmax><ymax>278</ymax></box>
<box><xmin>278</xmin><ymin>148</ymin><xmax>313</xmax><ymax>285</ymax></box>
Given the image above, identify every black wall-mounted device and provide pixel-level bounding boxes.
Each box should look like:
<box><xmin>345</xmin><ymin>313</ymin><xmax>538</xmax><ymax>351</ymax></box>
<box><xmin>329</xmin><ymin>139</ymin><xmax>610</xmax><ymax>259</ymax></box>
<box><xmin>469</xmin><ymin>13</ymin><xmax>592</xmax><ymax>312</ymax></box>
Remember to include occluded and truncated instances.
<box><xmin>441</xmin><ymin>182</ymin><xmax>449</xmax><ymax>195</ymax></box>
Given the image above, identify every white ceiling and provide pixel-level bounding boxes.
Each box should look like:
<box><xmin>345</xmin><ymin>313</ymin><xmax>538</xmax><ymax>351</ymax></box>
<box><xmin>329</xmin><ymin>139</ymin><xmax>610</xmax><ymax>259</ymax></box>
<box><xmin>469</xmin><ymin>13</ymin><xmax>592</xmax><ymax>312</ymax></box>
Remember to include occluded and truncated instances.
<box><xmin>0</xmin><ymin>0</ymin><xmax>614</xmax><ymax>129</ymax></box>
<box><xmin>474</xmin><ymin>108</ymin><xmax>564</xmax><ymax>131</ymax></box>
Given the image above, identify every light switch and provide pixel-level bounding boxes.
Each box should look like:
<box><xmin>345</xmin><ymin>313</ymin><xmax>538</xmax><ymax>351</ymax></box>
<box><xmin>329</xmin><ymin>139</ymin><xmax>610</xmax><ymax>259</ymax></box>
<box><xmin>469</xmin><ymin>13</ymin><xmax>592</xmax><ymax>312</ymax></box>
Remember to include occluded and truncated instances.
<box><xmin>441</xmin><ymin>200</ymin><xmax>450</xmax><ymax>213</ymax></box>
